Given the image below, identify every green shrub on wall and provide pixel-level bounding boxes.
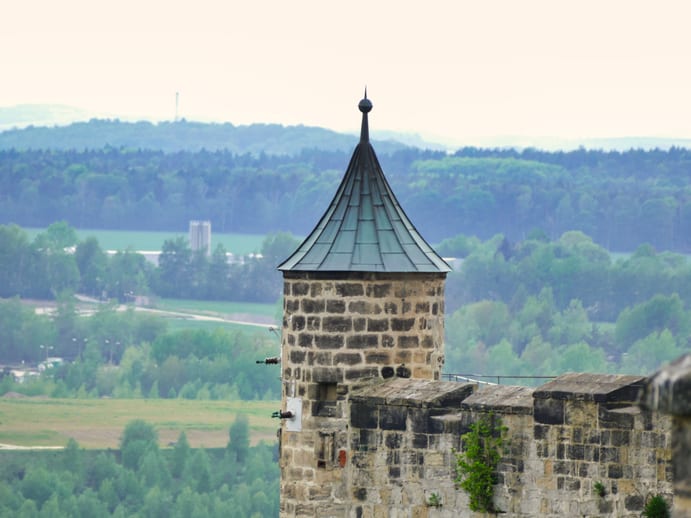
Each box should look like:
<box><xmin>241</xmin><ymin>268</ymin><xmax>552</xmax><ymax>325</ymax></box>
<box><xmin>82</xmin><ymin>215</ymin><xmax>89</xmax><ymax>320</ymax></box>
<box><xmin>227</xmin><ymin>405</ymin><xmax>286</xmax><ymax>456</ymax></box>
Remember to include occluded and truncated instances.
<box><xmin>454</xmin><ymin>413</ymin><xmax>507</xmax><ymax>513</ymax></box>
<box><xmin>642</xmin><ymin>494</ymin><xmax>671</xmax><ymax>518</ymax></box>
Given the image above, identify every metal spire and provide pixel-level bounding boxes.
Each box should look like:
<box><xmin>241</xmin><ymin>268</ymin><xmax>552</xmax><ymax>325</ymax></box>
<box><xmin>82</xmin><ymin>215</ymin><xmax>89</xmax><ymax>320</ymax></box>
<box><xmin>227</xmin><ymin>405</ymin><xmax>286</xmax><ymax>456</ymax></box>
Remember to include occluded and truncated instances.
<box><xmin>278</xmin><ymin>94</ymin><xmax>451</xmax><ymax>273</ymax></box>
<box><xmin>358</xmin><ymin>88</ymin><xmax>372</xmax><ymax>143</ymax></box>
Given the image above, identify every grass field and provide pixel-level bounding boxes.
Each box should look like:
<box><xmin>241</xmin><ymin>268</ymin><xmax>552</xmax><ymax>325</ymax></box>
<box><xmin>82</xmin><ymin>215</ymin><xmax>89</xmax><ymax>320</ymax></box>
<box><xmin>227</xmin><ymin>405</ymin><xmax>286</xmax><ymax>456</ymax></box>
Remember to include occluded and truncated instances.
<box><xmin>0</xmin><ymin>398</ymin><xmax>278</xmax><ymax>449</ymax></box>
<box><xmin>148</xmin><ymin>298</ymin><xmax>280</xmax><ymax>333</ymax></box>
<box><xmin>163</xmin><ymin>319</ymin><xmax>271</xmax><ymax>333</ymax></box>
<box><xmin>154</xmin><ymin>299</ymin><xmax>279</xmax><ymax>319</ymax></box>
<box><xmin>24</xmin><ymin>228</ymin><xmax>267</xmax><ymax>256</ymax></box>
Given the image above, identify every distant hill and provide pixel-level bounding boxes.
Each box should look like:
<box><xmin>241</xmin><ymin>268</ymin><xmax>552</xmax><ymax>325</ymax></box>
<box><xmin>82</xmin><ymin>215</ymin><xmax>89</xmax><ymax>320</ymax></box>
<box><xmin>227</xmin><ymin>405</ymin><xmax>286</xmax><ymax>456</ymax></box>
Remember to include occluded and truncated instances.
<box><xmin>3</xmin><ymin>104</ymin><xmax>689</xmax><ymax>153</ymax></box>
<box><xmin>458</xmin><ymin>134</ymin><xmax>691</xmax><ymax>152</ymax></box>
<box><xmin>0</xmin><ymin>109</ymin><xmax>414</xmax><ymax>155</ymax></box>
<box><xmin>0</xmin><ymin>104</ymin><xmax>93</xmax><ymax>131</ymax></box>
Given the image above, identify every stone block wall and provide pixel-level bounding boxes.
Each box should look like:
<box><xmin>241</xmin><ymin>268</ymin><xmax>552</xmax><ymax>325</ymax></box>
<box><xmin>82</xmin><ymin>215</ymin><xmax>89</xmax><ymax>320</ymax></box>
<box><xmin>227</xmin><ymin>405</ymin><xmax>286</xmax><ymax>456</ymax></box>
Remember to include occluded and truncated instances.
<box><xmin>523</xmin><ymin>374</ymin><xmax>673</xmax><ymax>517</ymax></box>
<box><xmin>342</xmin><ymin>374</ymin><xmax>673</xmax><ymax>518</ymax></box>
<box><xmin>279</xmin><ymin>272</ymin><xmax>447</xmax><ymax>517</ymax></box>
<box><xmin>281</xmin><ymin>272</ymin><xmax>446</xmax><ymax>393</ymax></box>
<box><xmin>642</xmin><ymin>353</ymin><xmax>691</xmax><ymax>517</ymax></box>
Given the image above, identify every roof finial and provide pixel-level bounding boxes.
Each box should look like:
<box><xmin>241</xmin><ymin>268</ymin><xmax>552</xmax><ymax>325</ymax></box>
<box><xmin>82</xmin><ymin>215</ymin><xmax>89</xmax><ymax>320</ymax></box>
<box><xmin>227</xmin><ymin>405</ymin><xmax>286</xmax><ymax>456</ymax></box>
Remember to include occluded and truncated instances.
<box><xmin>358</xmin><ymin>88</ymin><xmax>372</xmax><ymax>142</ymax></box>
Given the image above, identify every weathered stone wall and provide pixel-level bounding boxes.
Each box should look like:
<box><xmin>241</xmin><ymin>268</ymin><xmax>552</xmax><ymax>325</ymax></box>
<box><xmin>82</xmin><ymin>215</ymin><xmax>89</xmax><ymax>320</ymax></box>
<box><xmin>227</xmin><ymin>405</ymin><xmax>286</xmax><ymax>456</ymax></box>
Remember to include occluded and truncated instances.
<box><xmin>523</xmin><ymin>374</ymin><xmax>673</xmax><ymax>517</ymax></box>
<box><xmin>642</xmin><ymin>353</ymin><xmax>691</xmax><ymax>517</ymax></box>
<box><xmin>277</xmin><ymin>269</ymin><xmax>678</xmax><ymax>517</ymax></box>
<box><xmin>281</xmin><ymin>272</ymin><xmax>446</xmax><ymax>388</ymax></box>
<box><xmin>279</xmin><ymin>272</ymin><xmax>447</xmax><ymax>517</ymax></box>
<box><xmin>344</xmin><ymin>374</ymin><xmax>673</xmax><ymax>518</ymax></box>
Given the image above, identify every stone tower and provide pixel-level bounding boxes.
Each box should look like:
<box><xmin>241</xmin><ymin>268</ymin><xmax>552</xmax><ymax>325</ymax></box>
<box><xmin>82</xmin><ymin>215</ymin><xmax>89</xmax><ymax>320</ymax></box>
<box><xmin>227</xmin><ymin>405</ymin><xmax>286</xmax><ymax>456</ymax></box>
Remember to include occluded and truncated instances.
<box><xmin>276</xmin><ymin>94</ymin><xmax>451</xmax><ymax>517</ymax></box>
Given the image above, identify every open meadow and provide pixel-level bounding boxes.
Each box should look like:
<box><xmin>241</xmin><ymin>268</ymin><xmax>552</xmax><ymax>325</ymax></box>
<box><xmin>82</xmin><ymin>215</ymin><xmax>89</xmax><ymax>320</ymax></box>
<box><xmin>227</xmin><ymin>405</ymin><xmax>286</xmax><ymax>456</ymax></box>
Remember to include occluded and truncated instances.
<box><xmin>24</xmin><ymin>228</ymin><xmax>267</xmax><ymax>256</ymax></box>
<box><xmin>140</xmin><ymin>298</ymin><xmax>280</xmax><ymax>332</ymax></box>
<box><xmin>0</xmin><ymin>397</ymin><xmax>278</xmax><ymax>449</ymax></box>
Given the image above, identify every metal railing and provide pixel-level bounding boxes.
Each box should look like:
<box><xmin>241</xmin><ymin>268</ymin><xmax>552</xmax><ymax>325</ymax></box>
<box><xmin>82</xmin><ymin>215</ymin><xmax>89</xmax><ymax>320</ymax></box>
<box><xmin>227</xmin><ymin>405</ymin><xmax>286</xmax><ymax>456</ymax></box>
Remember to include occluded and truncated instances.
<box><xmin>442</xmin><ymin>373</ymin><xmax>557</xmax><ymax>387</ymax></box>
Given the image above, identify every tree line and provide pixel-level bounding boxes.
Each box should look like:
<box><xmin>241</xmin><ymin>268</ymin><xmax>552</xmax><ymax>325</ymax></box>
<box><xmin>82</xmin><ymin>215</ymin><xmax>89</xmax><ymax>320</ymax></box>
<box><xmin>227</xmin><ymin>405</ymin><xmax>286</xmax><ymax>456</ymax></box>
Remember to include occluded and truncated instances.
<box><xmin>442</xmin><ymin>231</ymin><xmax>691</xmax><ymax>378</ymax></box>
<box><xmin>2</xmin><ymin>145</ymin><xmax>691</xmax><ymax>251</ymax></box>
<box><xmin>2</xmin><ymin>220</ymin><xmax>691</xmax><ymax>381</ymax></box>
<box><xmin>0</xmin><ymin>296</ymin><xmax>281</xmax><ymax>401</ymax></box>
<box><xmin>0</xmin><ymin>417</ymin><xmax>278</xmax><ymax>517</ymax></box>
<box><xmin>0</xmin><ymin>118</ymin><xmax>409</xmax><ymax>155</ymax></box>
<box><xmin>0</xmin><ymin>222</ymin><xmax>298</xmax><ymax>304</ymax></box>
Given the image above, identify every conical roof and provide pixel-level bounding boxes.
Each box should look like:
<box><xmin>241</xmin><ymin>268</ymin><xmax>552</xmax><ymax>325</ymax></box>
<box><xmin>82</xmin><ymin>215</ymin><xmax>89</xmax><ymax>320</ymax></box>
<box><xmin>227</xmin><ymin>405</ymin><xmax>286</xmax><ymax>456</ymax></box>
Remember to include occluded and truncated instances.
<box><xmin>278</xmin><ymin>94</ymin><xmax>451</xmax><ymax>273</ymax></box>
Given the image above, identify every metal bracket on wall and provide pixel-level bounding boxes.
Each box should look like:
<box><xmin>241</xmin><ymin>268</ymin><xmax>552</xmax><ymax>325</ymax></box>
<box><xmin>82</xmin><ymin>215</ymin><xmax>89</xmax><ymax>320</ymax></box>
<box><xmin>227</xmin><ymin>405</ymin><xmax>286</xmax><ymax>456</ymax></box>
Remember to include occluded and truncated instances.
<box><xmin>285</xmin><ymin>397</ymin><xmax>302</xmax><ymax>432</ymax></box>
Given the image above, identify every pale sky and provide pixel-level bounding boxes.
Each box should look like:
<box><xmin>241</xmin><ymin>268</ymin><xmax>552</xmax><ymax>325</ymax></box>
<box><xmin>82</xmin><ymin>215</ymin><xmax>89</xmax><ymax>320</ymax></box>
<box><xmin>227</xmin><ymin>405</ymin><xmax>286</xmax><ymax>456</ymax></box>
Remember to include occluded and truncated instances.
<box><xmin>3</xmin><ymin>0</ymin><xmax>691</xmax><ymax>145</ymax></box>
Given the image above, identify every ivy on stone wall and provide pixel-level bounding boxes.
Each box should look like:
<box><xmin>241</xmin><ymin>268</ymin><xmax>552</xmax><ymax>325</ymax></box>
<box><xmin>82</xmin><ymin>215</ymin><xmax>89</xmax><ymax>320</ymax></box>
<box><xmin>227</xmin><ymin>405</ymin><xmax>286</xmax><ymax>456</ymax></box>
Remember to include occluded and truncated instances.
<box><xmin>454</xmin><ymin>413</ymin><xmax>507</xmax><ymax>513</ymax></box>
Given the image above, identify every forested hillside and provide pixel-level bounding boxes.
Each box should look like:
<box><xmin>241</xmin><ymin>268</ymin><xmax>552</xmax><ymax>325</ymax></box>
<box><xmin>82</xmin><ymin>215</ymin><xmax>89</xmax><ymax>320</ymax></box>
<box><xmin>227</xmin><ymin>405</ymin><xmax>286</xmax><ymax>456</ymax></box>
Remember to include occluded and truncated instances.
<box><xmin>0</xmin><ymin>119</ymin><xmax>408</xmax><ymax>155</ymax></box>
<box><xmin>0</xmin><ymin>420</ymin><xmax>278</xmax><ymax>516</ymax></box>
<box><xmin>1</xmin><ymin>223</ymin><xmax>688</xmax><ymax>382</ymax></box>
<box><xmin>2</xmin><ymin>143</ymin><xmax>691</xmax><ymax>251</ymax></box>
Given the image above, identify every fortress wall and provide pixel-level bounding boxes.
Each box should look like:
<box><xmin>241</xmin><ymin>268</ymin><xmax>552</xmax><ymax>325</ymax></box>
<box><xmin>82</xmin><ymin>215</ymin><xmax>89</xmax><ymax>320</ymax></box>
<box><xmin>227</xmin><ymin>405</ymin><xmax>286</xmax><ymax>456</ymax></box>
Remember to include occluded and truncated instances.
<box><xmin>344</xmin><ymin>375</ymin><xmax>673</xmax><ymax>518</ymax></box>
<box><xmin>641</xmin><ymin>354</ymin><xmax>691</xmax><ymax>518</ymax></box>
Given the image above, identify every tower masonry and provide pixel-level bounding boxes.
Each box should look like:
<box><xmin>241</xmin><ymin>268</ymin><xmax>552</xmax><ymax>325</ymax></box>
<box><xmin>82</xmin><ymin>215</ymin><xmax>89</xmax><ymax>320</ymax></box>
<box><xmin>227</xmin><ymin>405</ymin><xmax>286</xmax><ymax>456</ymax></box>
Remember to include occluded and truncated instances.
<box><xmin>277</xmin><ymin>94</ymin><xmax>451</xmax><ymax>516</ymax></box>
<box><xmin>274</xmin><ymin>95</ymin><xmax>679</xmax><ymax>518</ymax></box>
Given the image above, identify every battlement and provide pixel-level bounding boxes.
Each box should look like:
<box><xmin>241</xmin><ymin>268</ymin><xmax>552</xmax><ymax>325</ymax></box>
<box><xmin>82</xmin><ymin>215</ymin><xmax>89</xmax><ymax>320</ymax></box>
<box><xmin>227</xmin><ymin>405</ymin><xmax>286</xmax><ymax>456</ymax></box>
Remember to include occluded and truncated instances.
<box><xmin>333</xmin><ymin>373</ymin><xmax>670</xmax><ymax>518</ymax></box>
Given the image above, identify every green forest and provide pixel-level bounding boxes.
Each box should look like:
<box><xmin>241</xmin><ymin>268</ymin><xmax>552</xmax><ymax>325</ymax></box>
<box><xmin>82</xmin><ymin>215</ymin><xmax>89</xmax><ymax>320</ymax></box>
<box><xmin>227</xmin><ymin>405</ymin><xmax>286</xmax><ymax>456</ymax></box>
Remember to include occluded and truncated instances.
<box><xmin>1</xmin><ymin>222</ymin><xmax>688</xmax><ymax>384</ymax></box>
<box><xmin>0</xmin><ymin>418</ymin><xmax>278</xmax><ymax>517</ymax></box>
<box><xmin>2</xmin><ymin>126</ymin><xmax>691</xmax><ymax>251</ymax></box>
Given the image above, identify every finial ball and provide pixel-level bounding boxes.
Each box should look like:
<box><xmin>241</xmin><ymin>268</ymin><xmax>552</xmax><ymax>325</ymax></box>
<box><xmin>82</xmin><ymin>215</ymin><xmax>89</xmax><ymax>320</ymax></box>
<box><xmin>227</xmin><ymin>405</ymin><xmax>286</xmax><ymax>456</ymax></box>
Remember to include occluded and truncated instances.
<box><xmin>358</xmin><ymin>97</ymin><xmax>372</xmax><ymax>113</ymax></box>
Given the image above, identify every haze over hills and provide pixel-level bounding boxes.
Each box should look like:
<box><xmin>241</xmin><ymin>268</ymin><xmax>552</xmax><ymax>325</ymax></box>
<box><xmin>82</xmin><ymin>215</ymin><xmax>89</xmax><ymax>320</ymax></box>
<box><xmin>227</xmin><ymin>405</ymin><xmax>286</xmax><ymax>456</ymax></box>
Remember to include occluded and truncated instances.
<box><xmin>0</xmin><ymin>104</ymin><xmax>93</xmax><ymax>131</ymax></box>
<box><xmin>1</xmin><ymin>103</ymin><xmax>691</xmax><ymax>153</ymax></box>
<box><xmin>0</xmin><ymin>104</ymin><xmax>432</xmax><ymax>155</ymax></box>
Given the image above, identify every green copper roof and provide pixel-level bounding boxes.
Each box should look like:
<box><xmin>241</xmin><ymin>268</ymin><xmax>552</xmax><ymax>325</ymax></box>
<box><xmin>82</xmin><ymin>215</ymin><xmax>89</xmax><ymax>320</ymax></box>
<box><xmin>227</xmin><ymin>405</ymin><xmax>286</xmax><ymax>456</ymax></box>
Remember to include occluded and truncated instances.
<box><xmin>278</xmin><ymin>94</ymin><xmax>451</xmax><ymax>273</ymax></box>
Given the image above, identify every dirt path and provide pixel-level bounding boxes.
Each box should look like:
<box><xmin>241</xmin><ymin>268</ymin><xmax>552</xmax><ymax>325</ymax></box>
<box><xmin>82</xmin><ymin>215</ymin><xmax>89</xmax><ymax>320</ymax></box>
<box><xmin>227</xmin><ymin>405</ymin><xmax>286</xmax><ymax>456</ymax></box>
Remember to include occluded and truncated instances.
<box><xmin>22</xmin><ymin>296</ymin><xmax>277</xmax><ymax>329</ymax></box>
<box><xmin>130</xmin><ymin>306</ymin><xmax>277</xmax><ymax>328</ymax></box>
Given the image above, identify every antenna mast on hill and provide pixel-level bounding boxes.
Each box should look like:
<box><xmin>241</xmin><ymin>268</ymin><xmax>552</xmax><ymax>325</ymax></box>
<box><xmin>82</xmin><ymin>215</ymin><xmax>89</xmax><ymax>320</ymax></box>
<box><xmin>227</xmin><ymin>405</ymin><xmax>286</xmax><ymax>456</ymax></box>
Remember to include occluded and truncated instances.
<box><xmin>175</xmin><ymin>92</ymin><xmax>179</xmax><ymax>122</ymax></box>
